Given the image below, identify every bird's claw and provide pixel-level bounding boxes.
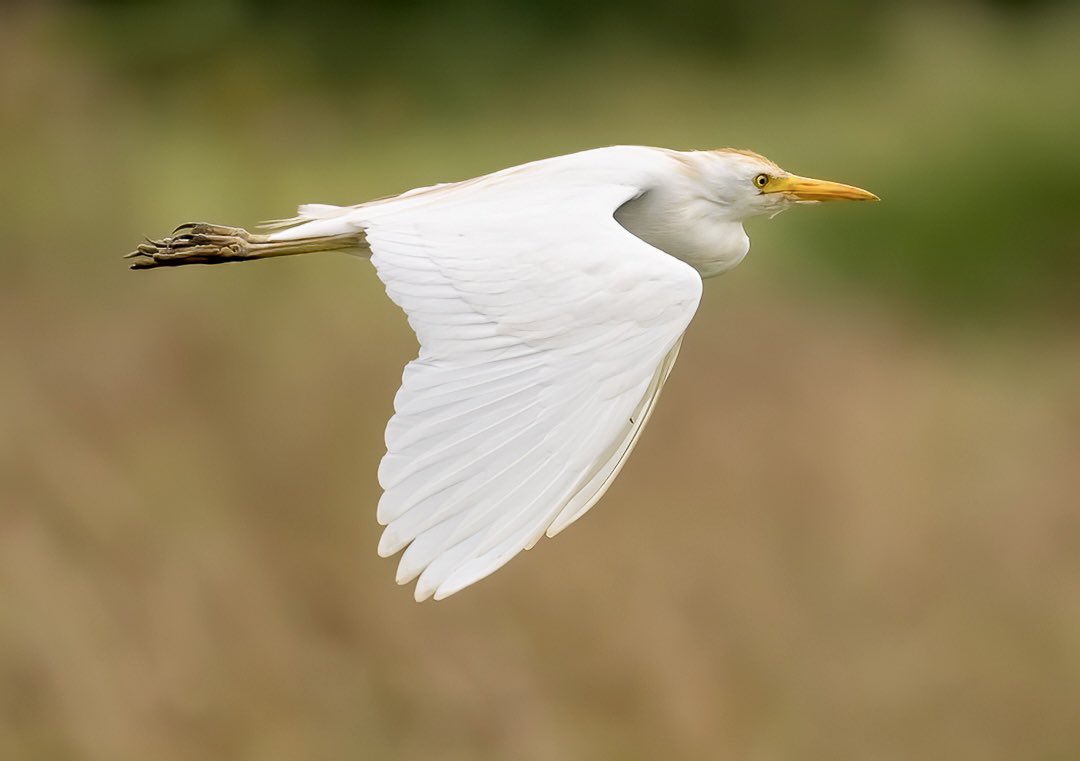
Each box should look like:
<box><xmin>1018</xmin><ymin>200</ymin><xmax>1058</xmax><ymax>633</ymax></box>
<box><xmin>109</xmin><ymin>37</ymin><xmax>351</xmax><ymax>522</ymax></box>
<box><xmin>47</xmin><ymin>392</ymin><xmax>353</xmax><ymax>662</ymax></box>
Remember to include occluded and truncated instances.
<box><xmin>125</xmin><ymin>223</ymin><xmax>260</xmax><ymax>269</ymax></box>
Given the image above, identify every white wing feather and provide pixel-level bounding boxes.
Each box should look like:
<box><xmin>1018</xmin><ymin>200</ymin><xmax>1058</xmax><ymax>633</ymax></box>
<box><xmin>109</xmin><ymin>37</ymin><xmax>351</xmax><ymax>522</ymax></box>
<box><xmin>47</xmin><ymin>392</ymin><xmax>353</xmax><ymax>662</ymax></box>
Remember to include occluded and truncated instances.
<box><xmin>291</xmin><ymin>148</ymin><xmax>703</xmax><ymax>600</ymax></box>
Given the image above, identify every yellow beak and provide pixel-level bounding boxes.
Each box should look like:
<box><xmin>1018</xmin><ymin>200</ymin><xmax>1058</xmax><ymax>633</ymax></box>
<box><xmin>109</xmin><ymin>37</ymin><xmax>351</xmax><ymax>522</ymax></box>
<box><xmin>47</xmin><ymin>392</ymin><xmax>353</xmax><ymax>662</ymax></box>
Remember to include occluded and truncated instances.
<box><xmin>764</xmin><ymin>174</ymin><xmax>879</xmax><ymax>202</ymax></box>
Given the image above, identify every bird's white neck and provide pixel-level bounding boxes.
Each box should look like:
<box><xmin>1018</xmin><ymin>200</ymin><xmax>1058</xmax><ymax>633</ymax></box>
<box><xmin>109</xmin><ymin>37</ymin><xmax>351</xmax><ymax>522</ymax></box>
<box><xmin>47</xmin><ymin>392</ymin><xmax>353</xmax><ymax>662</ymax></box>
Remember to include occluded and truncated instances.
<box><xmin>615</xmin><ymin>180</ymin><xmax>750</xmax><ymax>279</ymax></box>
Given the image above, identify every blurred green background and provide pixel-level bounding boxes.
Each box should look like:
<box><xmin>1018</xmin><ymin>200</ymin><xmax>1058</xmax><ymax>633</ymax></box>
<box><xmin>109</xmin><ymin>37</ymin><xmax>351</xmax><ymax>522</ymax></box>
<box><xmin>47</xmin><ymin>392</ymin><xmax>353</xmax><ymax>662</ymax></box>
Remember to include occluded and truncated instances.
<box><xmin>2</xmin><ymin>1</ymin><xmax>1080</xmax><ymax>759</ymax></box>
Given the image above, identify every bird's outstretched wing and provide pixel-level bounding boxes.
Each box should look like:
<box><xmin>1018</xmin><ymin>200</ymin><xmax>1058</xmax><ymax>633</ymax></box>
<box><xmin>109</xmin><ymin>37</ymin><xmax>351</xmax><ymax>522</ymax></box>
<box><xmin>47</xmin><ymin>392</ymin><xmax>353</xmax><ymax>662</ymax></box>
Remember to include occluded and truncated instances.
<box><xmin>360</xmin><ymin>169</ymin><xmax>702</xmax><ymax>600</ymax></box>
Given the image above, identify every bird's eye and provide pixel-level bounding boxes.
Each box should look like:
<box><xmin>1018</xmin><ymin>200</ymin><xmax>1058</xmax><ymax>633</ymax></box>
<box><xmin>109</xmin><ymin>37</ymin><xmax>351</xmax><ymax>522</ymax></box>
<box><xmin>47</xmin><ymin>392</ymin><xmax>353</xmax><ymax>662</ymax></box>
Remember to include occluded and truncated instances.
<box><xmin>753</xmin><ymin>173</ymin><xmax>769</xmax><ymax>189</ymax></box>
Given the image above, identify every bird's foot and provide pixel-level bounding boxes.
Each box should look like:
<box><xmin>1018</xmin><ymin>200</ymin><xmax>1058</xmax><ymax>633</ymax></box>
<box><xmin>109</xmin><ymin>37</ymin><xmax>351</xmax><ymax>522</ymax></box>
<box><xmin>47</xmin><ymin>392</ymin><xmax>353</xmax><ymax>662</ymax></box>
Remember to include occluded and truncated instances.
<box><xmin>125</xmin><ymin>223</ymin><xmax>269</xmax><ymax>270</ymax></box>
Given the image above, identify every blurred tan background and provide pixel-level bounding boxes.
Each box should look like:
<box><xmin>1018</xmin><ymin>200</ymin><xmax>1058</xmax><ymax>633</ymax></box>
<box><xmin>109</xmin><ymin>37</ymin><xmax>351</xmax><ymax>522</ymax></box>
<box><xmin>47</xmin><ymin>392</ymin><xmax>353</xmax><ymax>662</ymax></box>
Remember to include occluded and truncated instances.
<box><xmin>3</xmin><ymin>1</ymin><xmax>1080</xmax><ymax>759</ymax></box>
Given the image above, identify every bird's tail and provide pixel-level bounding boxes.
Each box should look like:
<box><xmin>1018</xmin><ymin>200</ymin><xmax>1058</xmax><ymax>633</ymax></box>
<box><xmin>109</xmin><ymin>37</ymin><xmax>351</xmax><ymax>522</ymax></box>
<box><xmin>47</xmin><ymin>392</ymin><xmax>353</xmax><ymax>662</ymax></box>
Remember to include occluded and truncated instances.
<box><xmin>126</xmin><ymin>213</ymin><xmax>368</xmax><ymax>270</ymax></box>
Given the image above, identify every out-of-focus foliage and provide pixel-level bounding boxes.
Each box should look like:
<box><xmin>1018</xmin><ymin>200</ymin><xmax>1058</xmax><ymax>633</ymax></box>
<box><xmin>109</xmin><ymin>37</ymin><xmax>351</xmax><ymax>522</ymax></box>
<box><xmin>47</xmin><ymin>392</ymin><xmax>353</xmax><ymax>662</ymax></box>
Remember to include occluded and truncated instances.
<box><xmin>4</xmin><ymin>0</ymin><xmax>1079</xmax><ymax>321</ymax></box>
<box><xmin>2</xmin><ymin>2</ymin><xmax>1080</xmax><ymax>761</ymax></box>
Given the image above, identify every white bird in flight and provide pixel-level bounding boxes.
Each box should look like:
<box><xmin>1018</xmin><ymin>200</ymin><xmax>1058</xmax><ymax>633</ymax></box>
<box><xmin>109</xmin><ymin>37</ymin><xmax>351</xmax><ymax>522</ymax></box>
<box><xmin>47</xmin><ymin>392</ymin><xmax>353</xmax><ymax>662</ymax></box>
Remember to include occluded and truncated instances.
<box><xmin>129</xmin><ymin>145</ymin><xmax>878</xmax><ymax>601</ymax></box>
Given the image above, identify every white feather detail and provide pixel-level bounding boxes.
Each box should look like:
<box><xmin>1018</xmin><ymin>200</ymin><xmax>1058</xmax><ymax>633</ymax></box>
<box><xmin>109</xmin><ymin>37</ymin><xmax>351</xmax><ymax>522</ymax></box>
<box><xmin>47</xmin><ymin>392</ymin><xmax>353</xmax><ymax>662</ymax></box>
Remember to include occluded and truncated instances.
<box><xmin>328</xmin><ymin>147</ymin><xmax>705</xmax><ymax>599</ymax></box>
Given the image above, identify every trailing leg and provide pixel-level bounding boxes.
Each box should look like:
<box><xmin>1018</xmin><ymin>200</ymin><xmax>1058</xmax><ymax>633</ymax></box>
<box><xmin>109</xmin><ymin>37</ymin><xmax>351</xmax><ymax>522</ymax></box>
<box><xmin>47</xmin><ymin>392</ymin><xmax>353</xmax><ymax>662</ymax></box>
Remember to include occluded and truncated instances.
<box><xmin>125</xmin><ymin>222</ymin><xmax>366</xmax><ymax>270</ymax></box>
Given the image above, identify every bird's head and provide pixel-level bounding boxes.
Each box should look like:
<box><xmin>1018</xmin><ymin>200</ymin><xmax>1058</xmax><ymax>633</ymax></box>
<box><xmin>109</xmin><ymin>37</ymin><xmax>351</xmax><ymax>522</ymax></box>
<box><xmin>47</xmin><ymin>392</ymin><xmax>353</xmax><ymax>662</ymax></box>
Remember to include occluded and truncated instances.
<box><xmin>701</xmin><ymin>148</ymin><xmax>878</xmax><ymax>220</ymax></box>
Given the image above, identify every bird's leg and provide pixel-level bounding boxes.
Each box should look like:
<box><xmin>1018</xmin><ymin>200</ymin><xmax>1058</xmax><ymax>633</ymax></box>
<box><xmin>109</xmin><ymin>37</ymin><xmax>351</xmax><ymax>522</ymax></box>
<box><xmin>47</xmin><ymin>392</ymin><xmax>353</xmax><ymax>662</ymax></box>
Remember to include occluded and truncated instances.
<box><xmin>125</xmin><ymin>223</ymin><xmax>365</xmax><ymax>270</ymax></box>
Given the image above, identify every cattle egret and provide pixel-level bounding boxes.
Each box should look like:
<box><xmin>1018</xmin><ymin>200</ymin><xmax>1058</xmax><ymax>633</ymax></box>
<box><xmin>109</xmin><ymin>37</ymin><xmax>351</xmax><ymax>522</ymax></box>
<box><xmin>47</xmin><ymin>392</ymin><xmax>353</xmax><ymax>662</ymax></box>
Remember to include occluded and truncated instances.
<box><xmin>128</xmin><ymin>146</ymin><xmax>878</xmax><ymax>601</ymax></box>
